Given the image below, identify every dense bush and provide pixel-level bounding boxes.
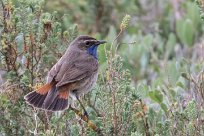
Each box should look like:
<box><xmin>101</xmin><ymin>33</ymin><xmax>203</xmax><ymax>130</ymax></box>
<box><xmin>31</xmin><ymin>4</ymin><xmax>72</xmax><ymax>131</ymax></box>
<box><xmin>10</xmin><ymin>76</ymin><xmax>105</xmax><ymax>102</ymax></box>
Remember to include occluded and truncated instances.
<box><xmin>0</xmin><ymin>0</ymin><xmax>204</xmax><ymax>135</ymax></box>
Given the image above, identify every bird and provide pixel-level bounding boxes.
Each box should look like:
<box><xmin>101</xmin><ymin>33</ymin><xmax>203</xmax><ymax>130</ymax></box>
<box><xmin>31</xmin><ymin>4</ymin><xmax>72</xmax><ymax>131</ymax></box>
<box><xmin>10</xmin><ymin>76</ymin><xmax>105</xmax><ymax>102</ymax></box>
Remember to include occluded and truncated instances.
<box><xmin>24</xmin><ymin>35</ymin><xmax>106</xmax><ymax>112</ymax></box>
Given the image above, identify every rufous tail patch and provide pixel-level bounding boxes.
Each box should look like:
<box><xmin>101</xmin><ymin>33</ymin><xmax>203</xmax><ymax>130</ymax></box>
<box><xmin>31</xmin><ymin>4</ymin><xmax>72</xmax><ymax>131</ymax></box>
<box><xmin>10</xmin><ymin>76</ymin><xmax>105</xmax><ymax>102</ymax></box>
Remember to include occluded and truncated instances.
<box><xmin>59</xmin><ymin>91</ymin><xmax>69</xmax><ymax>99</ymax></box>
<box><xmin>36</xmin><ymin>83</ymin><xmax>52</xmax><ymax>95</ymax></box>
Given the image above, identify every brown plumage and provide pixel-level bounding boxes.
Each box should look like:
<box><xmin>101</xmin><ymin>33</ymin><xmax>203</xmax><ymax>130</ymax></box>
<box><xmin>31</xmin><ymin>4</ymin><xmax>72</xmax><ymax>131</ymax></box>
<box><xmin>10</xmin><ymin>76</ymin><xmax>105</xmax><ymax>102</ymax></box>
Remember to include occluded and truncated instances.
<box><xmin>24</xmin><ymin>35</ymin><xmax>106</xmax><ymax>111</ymax></box>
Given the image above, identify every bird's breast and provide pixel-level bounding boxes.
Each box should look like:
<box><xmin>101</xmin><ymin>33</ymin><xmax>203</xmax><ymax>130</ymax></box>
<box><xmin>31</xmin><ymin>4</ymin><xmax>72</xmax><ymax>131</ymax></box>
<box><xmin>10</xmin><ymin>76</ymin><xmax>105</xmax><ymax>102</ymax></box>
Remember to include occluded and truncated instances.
<box><xmin>72</xmin><ymin>71</ymin><xmax>98</xmax><ymax>96</ymax></box>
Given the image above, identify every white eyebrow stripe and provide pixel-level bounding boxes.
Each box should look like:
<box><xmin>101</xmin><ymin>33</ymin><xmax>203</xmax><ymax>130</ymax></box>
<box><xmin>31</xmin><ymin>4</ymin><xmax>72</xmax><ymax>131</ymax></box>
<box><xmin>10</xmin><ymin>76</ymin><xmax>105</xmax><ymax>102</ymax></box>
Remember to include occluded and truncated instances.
<box><xmin>84</xmin><ymin>40</ymin><xmax>97</xmax><ymax>43</ymax></box>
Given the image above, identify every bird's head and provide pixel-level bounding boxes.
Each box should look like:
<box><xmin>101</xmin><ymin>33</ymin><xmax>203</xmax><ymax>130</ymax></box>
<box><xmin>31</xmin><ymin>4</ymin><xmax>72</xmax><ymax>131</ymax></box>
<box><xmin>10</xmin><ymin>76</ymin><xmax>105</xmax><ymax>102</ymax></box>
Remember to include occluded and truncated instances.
<box><xmin>70</xmin><ymin>35</ymin><xmax>106</xmax><ymax>59</ymax></box>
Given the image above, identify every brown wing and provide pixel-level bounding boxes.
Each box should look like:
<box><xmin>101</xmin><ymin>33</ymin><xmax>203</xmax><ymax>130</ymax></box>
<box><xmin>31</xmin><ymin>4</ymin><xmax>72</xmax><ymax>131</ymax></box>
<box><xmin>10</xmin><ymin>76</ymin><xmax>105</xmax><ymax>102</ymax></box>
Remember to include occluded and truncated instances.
<box><xmin>47</xmin><ymin>51</ymin><xmax>98</xmax><ymax>87</ymax></box>
<box><xmin>47</xmin><ymin>51</ymin><xmax>80</xmax><ymax>83</ymax></box>
<box><xmin>56</xmin><ymin>55</ymin><xmax>98</xmax><ymax>87</ymax></box>
<box><xmin>47</xmin><ymin>57</ymin><xmax>63</xmax><ymax>83</ymax></box>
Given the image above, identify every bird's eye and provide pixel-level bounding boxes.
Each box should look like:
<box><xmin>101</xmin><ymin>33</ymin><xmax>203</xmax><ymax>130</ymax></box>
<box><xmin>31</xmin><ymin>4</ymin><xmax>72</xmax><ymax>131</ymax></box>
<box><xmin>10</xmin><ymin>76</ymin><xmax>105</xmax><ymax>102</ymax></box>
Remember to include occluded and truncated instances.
<box><xmin>85</xmin><ymin>41</ymin><xmax>90</xmax><ymax>46</ymax></box>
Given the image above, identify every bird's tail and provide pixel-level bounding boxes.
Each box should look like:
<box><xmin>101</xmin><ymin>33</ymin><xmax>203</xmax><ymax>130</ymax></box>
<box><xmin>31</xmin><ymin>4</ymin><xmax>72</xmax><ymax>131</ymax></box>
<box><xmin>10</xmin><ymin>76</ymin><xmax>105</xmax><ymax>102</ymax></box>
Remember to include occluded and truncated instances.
<box><xmin>24</xmin><ymin>83</ymin><xmax>69</xmax><ymax>111</ymax></box>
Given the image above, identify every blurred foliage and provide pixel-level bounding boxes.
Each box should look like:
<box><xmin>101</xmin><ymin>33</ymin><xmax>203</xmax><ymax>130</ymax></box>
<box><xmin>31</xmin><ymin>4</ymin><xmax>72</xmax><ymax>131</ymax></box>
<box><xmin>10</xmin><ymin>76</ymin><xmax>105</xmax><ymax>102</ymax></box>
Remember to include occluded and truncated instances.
<box><xmin>0</xmin><ymin>0</ymin><xmax>204</xmax><ymax>135</ymax></box>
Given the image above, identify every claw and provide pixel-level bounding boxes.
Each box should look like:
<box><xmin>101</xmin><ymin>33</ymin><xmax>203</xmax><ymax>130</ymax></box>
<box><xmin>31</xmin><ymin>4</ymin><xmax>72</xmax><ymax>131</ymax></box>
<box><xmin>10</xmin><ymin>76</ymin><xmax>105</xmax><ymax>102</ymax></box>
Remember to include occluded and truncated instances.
<box><xmin>84</xmin><ymin>111</ymin><xmax>89</xmax><ymax>118</ymax></box>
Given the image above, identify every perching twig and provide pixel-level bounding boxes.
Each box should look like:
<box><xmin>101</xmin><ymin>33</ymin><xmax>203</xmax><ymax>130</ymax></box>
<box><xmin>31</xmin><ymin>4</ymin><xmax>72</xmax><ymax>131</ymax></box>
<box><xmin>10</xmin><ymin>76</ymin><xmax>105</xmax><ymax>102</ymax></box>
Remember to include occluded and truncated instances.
<box><xmin>69</xmin><ymin>106</ymin><xmax>104</xmax><ymax>136</ymax></box>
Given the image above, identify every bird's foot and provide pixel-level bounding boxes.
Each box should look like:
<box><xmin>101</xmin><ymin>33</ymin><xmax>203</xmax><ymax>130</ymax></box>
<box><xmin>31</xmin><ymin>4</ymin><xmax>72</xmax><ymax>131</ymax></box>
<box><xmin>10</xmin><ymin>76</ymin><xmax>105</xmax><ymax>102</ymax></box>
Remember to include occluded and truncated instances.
<box><xmin>83</xmin><ymin>111</ymin><xmax>89</xmax><ymax>118</ymax></box>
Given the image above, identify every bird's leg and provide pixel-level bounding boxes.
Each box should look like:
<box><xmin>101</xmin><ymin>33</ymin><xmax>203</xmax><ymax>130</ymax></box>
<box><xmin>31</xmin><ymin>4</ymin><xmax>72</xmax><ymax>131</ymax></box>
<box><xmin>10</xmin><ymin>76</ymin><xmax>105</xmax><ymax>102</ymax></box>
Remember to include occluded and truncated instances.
<box><xmin>76</xmin><ymin>95</ymin><xmax>89</xmax><ymax>118</ymax></box>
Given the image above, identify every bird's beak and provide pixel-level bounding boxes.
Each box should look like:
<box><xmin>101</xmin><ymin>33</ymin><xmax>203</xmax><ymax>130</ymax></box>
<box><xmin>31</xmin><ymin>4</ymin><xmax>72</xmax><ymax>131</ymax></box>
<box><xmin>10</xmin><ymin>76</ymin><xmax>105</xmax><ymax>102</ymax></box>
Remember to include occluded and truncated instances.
<box><xmin>97</xmin><ymin>40</ymin><xmax>106</xmax><ymax>45</ymax></box>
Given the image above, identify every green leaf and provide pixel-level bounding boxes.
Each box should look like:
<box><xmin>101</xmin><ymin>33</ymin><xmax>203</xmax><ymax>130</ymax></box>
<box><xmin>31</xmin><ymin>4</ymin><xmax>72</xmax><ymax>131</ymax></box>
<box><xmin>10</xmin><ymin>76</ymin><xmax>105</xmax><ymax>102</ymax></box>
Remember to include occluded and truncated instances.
<box><xmin>181</xmin><ymin>72</ymin><xmax>189</xmax><ymax>80</ymax></box>
<box><xmin>183</xmin><ymin>19</ymin><xmax>194</xmax><ymax>46</ymax></box>
<box><xmin>160</xmin><ymin>103</ymin><xmax>168</xmax><ymax>113</ymax></box>
<box><xmin>166</xmin><ymin>61</ymin><xmax>180</xmax><ymax>85</ymax></box>
<box><xmin>154</xmin><ymin>90</ymin><xmax>163</xmax><ymax>103</ymax></box>
<box><xmin>176</xmin><ymin>81</ymin><xmax>184</xmax><ymax>88</ymax></box>
<box><xmin>169</xmin><ymin>88</ymin><xmax>176</xmax><ymax>98</ymax></box>
<box><xmin>186</xmin><ymin>2</ymin><xmax>200</xmax><ymax>28</ymax></box>
<box><xmin>176</xmin><ymin>19</ymin><xmax>194</xmax><ymax>46</ymax></box>
<box><xmin>20</xmin><ymin>74</ymin><xmax>30</xmax><ymax>86</ymax></box>
<box><xmin>149</xmin><ymin>90</ymin><xmax>163</xmax><ymax>103</ymax></box>
<box><xmin>136</xmin><ymin>83</ymin><xmax>149</xmax><ymax>98</ymax></box>
<box><xmin>166</xmin><ymin>33</ymin><xmax>176</xmax><ymax>51</ymax></box>
<box><xmin>149</xmin><ymin>91</ymin><xmax>156</xmax><ymax>101</ymax></box>
<box><xmin>176</xmin><ymin>19</ymin><xmax>184</xmax><ymax>44</ymax></box>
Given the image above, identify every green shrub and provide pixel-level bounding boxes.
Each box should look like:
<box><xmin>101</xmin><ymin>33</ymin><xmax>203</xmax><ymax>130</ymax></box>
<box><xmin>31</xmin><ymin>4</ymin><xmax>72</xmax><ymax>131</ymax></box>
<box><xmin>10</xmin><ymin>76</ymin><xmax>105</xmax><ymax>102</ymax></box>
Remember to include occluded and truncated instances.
<box><xmin>0</xmin><ymin>0</ymin><xmax>204</xmax><ymax>135</ymax></box>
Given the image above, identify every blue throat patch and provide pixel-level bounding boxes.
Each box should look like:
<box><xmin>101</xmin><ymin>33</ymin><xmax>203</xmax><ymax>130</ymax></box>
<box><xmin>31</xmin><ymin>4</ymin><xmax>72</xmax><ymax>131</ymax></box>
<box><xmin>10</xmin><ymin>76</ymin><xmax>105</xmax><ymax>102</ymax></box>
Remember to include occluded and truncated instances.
<box><xmin>87</xmin><ymin>45</ymin><xmax>98</xmax><ymax>59</ymax></box>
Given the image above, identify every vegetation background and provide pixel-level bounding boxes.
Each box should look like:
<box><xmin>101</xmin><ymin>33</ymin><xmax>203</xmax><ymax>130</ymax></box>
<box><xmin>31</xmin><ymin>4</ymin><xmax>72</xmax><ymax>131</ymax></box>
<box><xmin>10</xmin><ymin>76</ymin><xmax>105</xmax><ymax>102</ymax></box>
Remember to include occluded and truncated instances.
<box><xmin>0</xmin><ymin>0</ymin><xmax>204</xmax><ymax>135</ymax></box>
